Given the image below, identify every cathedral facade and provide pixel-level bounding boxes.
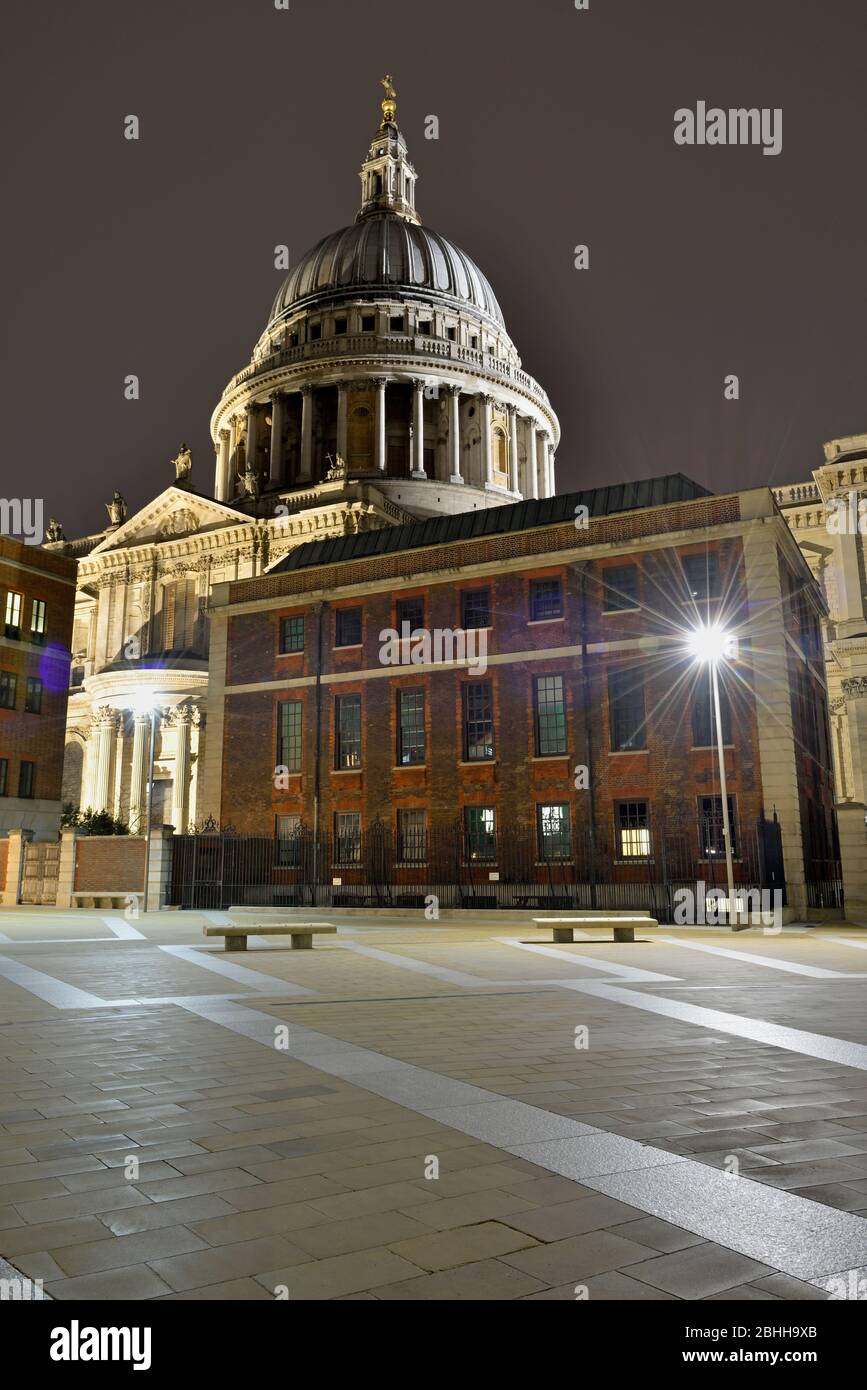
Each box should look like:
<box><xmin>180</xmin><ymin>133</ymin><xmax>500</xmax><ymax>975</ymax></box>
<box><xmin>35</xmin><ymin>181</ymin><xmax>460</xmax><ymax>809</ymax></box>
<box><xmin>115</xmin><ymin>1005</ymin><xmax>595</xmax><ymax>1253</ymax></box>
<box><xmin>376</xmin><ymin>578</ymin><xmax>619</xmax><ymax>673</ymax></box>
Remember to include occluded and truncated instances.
<box><xmin>52</xmin><ymin>81</ymin><xmax>559</xmax><ymax>836</ymax></box>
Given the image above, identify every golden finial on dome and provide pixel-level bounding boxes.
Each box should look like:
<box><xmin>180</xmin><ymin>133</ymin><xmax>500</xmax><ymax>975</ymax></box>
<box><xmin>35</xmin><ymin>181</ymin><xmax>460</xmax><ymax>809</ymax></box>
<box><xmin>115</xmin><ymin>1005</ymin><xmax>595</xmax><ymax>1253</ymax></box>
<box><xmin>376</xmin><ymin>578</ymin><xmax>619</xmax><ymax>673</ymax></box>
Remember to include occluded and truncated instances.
<box><xmin>380</xmin><ymin>73</ymin><xmax>397</xmax><ymax>124</ymax></box>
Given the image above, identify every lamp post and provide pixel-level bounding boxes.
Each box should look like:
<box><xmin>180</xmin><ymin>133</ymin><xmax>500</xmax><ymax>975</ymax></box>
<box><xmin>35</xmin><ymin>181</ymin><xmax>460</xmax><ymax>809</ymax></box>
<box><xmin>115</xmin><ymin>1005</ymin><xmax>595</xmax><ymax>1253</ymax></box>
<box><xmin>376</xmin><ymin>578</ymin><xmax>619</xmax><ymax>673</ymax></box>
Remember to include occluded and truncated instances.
<box><xmin>130</xmin><ymin>691</ymin><xmax>160</xmax><ymax>916</ymax></box>
<box><xmin>687</xmin><ymin>624</ymin><xmax>739</xmax><ymax>930</ymax></box>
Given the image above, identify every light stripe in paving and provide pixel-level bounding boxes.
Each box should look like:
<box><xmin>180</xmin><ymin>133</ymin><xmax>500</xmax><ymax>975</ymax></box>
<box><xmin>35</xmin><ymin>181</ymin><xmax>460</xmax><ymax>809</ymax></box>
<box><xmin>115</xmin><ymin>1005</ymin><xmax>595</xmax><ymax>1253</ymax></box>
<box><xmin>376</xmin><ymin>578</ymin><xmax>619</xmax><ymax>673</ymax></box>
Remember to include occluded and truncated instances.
<box><xmin>158</xmin><ymin>944</ymin><xmax>316</xmax><ymax>996</ymax></box>
<box><xmin>826</xmin><ymin>935</ymin><xmax>867</xmax><ymax>953</ymax></box>
<box><xmin>657</xmin><ymin>934</ymin><xmax>867</xmax><ymax>979</ymax></box>
<box><xmin>335</xmin><ymin>938</ymin><xmax>499</xmax><ymax>987</ymax></box>
<box><xmin>0</xmin><ymin>954</ymin><xmax>116</xmax><ymax>1009</ymax></box>
<box><xmin>174</xmin><ymin>995</ymin><xmax>867</xmax><ymax>1282</ymax></box>
<box><xmin>101</xmin><ymin>914</ymin><xmax>146</xmax><ymax>940</ymax></box>
<box><xmin>496</xmin><ymin>936</ymin><xmax>681</xmax><ymax>983</ymax></box>
<box><xmin>554</xmin><ymin>977</ymin><xmax>867</xmax><ymax>1070</ymax></box>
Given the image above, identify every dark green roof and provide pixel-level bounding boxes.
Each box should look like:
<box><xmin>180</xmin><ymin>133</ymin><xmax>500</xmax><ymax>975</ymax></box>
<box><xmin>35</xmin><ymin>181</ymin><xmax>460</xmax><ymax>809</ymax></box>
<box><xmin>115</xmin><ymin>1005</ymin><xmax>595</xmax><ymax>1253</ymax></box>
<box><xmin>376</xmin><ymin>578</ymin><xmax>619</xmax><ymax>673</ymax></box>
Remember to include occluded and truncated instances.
<box><xmin>268</xmin><ymin>473</ymin><xmax>711</xmax><ymax>575</ymax></box>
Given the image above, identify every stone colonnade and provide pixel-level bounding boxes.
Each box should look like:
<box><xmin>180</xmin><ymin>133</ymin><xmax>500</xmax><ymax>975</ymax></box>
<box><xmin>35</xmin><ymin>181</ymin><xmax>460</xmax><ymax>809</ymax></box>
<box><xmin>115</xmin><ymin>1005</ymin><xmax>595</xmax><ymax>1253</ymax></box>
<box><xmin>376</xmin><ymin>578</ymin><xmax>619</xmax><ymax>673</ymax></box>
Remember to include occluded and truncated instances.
<box><xmin>82</xmin><ymin>702</ymin><xmax>201</xmax><ymax>835</ymax></box>
<box><xmin>215</xmin><ymin>379</ymin><xmax>555</xmax><ymax>502</ymax></box>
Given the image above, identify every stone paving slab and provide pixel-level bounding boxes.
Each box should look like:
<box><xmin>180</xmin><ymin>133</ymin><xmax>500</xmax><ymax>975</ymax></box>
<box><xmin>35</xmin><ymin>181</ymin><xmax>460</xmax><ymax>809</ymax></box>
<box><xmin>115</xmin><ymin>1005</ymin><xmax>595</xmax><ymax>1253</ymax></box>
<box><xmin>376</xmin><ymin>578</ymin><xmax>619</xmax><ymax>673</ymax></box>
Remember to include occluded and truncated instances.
<box><xmin>1</xmin><ymin>914</ymin><xmax>867</xmax><ymax>1299</ymax></box>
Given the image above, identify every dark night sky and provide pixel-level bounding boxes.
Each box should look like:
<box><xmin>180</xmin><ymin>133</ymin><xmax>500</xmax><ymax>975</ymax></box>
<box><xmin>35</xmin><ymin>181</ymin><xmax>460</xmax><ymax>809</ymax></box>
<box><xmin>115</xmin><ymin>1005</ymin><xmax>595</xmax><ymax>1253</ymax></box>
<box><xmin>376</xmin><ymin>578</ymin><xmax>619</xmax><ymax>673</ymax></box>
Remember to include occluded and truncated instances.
<box><xmin>2</xmin><ymin>0</ymin><xmax>865</xmax><ymax>539</ymax></box>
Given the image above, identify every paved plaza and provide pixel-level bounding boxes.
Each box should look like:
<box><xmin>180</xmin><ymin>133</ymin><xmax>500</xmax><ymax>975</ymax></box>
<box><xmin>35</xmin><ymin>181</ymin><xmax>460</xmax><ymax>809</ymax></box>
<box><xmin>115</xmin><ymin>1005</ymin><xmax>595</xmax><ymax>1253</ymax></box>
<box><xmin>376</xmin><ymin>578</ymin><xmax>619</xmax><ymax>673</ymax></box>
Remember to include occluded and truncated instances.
<box><xmin>3</xmin><ymin>910</ymin><xmax>867</xmax><ymax>1301</ymax></box>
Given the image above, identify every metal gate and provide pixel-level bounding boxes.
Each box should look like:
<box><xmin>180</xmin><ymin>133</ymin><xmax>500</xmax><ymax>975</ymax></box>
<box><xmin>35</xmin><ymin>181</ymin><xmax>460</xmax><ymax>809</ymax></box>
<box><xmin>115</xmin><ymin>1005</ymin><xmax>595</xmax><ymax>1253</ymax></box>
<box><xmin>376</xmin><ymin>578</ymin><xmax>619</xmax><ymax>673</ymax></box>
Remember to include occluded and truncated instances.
<box><xmin>19</xmin><ymin>841</ymin><xmax>60</xmax><ymax>905</ymax></box>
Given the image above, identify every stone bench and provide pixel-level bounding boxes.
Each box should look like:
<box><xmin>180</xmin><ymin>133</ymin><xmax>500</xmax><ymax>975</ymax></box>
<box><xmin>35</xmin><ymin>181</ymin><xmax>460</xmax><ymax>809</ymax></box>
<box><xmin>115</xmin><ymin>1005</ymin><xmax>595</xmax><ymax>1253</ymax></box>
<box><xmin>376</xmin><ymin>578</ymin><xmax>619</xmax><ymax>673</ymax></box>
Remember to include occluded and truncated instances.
<box><xmin>203</xmin><ymin>923</ymin><xmax>336</xmax><ymax>952</ymax></box>
<box><xmin>71</xmin><ymin>891</ymin><xmax>136</xmax><ymax>910</ymax></box>
<box><xmin>533</xmin><ymin>915</ymin><xmax>658</xmax><ymax>943</ymax></box>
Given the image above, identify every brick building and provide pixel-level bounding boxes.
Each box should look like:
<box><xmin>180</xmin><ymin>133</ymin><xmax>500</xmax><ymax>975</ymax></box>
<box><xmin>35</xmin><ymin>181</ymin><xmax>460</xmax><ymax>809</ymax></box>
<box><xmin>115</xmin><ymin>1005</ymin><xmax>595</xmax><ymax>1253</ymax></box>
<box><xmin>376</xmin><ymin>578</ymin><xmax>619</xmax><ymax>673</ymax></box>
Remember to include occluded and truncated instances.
<box><xmin>0</xmin><ymin>537</ymin><xmax>76</xmax><ymax>837</ymax></box>
<box><xmin>199</xmin><ymin>477</ymin><xmax>837</xmax><ymax>918</ymax></box>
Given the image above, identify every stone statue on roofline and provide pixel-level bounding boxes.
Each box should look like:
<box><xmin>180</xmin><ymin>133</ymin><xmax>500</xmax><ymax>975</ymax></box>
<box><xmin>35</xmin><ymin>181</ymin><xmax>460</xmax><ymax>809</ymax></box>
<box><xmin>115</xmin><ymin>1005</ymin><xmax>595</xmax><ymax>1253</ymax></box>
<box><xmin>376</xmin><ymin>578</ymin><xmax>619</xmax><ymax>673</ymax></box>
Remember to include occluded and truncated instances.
<box><xmin>45</xmin><ymin>517</ymin><xmax>65</xmax><ymax>542</ymax></box>
<box><xmin>324</xmin><ymin>452</ymin><xmax>348</xmax><ymax>483</ymax></box>
<box><xmin>171</xmin><ymin>443</ymin><xmax>193</xmax><ymax>487</ymax></box>
<box><xmin>105</xmin><ymin>491</ymin><xmax>127</xmax><ymax>527</ymax></box>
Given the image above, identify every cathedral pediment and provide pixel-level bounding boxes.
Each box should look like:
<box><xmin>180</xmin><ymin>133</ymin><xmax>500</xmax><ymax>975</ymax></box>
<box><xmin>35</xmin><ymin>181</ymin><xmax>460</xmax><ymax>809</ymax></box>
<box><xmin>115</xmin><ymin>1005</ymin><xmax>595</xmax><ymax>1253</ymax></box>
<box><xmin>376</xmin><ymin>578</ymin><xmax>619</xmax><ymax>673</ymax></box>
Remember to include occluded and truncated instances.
<box><xmin>88</xmin><ymin>488</ymin><xmax>251</xmax><ymax>554</ymax></box>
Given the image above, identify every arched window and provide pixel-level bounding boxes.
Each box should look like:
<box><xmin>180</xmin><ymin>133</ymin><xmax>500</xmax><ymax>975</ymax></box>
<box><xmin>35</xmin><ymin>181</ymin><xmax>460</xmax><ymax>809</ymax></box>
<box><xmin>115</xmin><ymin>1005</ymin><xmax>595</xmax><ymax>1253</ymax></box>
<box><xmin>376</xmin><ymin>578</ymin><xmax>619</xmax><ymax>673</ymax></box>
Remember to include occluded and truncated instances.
<box><xmin>493</xmin><ymin>425</ymin><xmax>508</xmax><ymax>479</ymax></box>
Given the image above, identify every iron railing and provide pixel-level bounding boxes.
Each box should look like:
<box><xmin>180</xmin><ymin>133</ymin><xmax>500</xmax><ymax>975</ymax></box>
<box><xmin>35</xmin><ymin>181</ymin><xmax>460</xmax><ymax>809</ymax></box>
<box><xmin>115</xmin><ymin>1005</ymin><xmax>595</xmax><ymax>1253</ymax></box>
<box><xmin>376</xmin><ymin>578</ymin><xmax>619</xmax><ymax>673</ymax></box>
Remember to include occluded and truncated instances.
<box><xmin>169</xmin><ymin>812</ymin><xmax>800</xmax><ymax>919</ymax></box>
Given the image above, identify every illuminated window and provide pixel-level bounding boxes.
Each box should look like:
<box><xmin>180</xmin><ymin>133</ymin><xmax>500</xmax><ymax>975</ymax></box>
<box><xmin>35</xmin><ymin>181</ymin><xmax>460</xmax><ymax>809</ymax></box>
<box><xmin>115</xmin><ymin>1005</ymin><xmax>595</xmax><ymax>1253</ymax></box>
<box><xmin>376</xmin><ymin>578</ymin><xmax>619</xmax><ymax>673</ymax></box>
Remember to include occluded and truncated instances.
<box><xmin>537</xmin><ymin>803</ymin><xmax>571</xmax><ymax>861</ymax></box>
<box><xmin>617</xmin><ymin>801</ymin><xmax>651</xmax><ymax>858</ymax></box>
<box><xmin>464</xmin><ymin>806</ymin><xmax>495</xmax><ymax>861</ymax></box>
<box><xmin>4</xmin><ymin>590</ymin><xmax>22</xmax><ymax>639</ymax></box>
<box><xmin>30</xmin><ymin>599</ymin><xmax>46</xmax><ymax>643</ymax></box>
<box><xmin>335</xmin><ymin>695</ymin><xmax>362</xmax><ymax>768</ymax></box>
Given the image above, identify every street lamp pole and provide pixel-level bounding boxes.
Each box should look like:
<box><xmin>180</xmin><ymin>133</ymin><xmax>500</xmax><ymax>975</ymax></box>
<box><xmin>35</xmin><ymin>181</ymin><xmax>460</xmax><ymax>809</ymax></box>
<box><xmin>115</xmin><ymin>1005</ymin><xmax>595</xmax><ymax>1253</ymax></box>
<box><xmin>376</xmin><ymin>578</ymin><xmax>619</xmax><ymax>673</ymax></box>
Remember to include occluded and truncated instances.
<box><xmin>141</xmin><ymin>707</ymin><xmax>157</xmax><ymax>915</ymax></box>
<box><xmin>709</xmin><ymin>655</ymin><xmax>738</xmax><ymax>929</ymax></box>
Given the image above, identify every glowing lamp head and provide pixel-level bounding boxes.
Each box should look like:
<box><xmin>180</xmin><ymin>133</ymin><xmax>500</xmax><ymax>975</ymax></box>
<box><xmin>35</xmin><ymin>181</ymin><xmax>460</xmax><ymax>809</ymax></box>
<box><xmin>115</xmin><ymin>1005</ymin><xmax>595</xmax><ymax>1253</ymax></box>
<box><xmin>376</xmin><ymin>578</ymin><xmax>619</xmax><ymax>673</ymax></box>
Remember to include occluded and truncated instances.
<box><xmin>127</xmin><ymin>688</ymin><xmax>160</xmax><ymax>719</ymax></box>
<box><xmin>687</xmin><ymin>623</ymin><xmax>732</xmax><ymax>664</ymax></box>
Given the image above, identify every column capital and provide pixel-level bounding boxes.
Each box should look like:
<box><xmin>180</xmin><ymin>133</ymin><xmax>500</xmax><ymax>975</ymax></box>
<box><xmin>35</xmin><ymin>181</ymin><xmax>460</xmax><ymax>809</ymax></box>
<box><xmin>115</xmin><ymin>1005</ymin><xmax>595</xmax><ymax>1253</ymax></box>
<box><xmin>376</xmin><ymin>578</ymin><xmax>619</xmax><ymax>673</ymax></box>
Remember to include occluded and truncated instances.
<box><xmin>446</xmin><ymin>383</ymin><xmax>462</xmax><ymax>398</ymax></box>
<box><xmin>268</xmin><ymin>388</ymin><xmax>284</xmax><ymax>404</ymax></box>
<box><xmin>300</xmin><ymin>383</ymin><xmax>314</xmax><ymax>397</ymax></box>
<box><xmin>371</xmin><ymin>375</ymin><xmax>388</xmax><ymax>389</ymax></box>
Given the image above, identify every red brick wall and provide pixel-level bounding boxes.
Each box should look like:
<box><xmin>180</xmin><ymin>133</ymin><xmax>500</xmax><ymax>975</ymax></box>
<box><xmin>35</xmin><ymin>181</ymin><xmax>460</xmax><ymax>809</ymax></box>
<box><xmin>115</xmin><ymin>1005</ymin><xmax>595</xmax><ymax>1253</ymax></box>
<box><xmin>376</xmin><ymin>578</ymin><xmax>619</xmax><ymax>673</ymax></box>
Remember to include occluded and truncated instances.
<box><xmin>0</xmin><ymin>538</ymin><xmax>76</xmax><ymax>804</ymax></box>
<box><xmin>74</xmin><ymin>837</ymin><xmax>146</xmax><ymax>892</ymax></box>
<box><xmin>219</xmin><ymin>534</ymin><xmax>776</xmax><ymax>858</ymax></box>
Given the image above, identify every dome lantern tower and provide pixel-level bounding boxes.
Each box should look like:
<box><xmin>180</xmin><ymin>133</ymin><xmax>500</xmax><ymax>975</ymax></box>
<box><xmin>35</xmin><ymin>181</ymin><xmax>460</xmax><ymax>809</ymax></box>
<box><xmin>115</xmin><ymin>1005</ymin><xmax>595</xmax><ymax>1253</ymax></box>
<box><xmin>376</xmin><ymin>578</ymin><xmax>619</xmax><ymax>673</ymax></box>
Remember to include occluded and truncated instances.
<box><xmin>357</xmin><ymin>75</ymin><xmax>419</xmax><ymax>225</ymax></box>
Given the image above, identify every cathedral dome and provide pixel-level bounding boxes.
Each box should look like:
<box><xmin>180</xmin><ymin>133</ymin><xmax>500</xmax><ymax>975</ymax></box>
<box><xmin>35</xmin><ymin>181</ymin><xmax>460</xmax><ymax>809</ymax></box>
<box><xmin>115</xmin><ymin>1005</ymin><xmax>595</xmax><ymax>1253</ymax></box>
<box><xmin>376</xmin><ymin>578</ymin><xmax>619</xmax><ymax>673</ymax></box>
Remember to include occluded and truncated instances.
<box><xmin>267</xmin><ymin>212</ymin><xmax>506</xmax><ymax>331</ymax></box>
<box><xmin>211</xmin><ymin>78</ymin><xmax>559</xmax><ymax>520</ymax></box>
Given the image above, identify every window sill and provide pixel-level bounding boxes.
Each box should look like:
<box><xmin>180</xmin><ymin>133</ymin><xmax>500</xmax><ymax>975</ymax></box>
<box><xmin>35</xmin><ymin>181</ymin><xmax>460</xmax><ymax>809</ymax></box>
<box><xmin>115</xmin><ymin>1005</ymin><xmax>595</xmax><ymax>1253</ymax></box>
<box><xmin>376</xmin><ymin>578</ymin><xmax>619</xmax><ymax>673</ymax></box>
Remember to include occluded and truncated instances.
<box><xmin>609</xmin><ymin>748</ymin><xmax>649</xmax><ymax>755</ymax></box>
<box><xmin>332</xmin><ymin>767</ymin><xmax>363</xmax><ymax>775</ymax></box>
<box><xmin>602</xmin><ymin>607</ymin><xmax>640</xmax><ymax>615</ymax></box>
<box><xmin>394</xmin><ymin>764</ymin><xmax>426</xmax><ymax>770</ymax></box>
<box><xmin>458</xmin><ymin>759</ymin><xmax>496</xmax><ymax>766</ymax></box>
<box><xmin>527</xmin><ymin>616</ymin><xmax>564</xmax><ymax>626</ymax></box>
<box><xmin>277</xmin><ymin>651</ymin><xmax>304</xmax><ymax>659</ymax></box>
<box><xmin>334</xmin><ymin>643</ymin><xmax>362</xmax><ymax>651</ymax></box>
<box><xmin>532</xmin><ymin>754</ymin><xmax>568</xmax><ymax>761</ymax></box>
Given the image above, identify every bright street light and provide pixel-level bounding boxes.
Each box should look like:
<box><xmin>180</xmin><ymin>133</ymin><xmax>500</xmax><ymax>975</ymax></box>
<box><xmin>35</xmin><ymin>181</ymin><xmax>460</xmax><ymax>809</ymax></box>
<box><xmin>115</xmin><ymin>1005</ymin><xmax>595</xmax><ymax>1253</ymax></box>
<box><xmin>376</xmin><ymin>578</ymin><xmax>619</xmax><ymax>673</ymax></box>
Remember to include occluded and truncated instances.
<box><xmin>687</xmin><ymin>624</ymin><xmax>742</xmax><ymax>931</ymax></box>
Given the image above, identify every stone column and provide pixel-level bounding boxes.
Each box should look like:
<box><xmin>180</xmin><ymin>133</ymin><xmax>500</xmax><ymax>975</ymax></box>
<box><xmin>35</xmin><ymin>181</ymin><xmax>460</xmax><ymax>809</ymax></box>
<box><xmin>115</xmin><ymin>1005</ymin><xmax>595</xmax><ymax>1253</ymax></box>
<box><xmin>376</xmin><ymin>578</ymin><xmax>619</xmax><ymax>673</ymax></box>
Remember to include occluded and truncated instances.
<box><xmin>1</xmin><ymin>829</ymin><xmax>32</xmax><ymax>907</ymax></box>
<box><xmin>336</xmin><ymin>383</ymin><xmax>349</xmax><ymax>462</ymax></box>
<box><xmin>831</xmin><ymin>514</ymin><xmax>867</xmax><ymax>636</ymax></box>
<box><xmin>411</xmin><ymin>381</ymin><xmax>426</xmax><ymax>478</ymax></box>
<box><xmin>93</xmin><ymin>709</ymin><xmax>117</xmax><ymax>814</ymax></box>
<box><xmin>268</xmin><ymin>392</ymin><xmax>284</xmax><ymax>485</ymax></box>
<box><xmin>837</xmin><ymin>801</ymin><xmax>867</xmax><ymax>922</ymax></box>
<box><xmin>299</xmin><ymin>386</ymin><xmax>313</xmax><ymax>481</ymax></box>
<box><xmin>246</xmin><ymin>404</ymin><xmax>259</xmax><ymax>472</ymax></box>
<box><xmin>217</xmin><ymin>429</ymin><xmax>231</xmax><ymax>501</ymax></box>
<box><xmin>373</xmin><ymin>378</ymin><xmax>387</xmax><ymax>472</ymax></box>
<box><xmin>480</xmin><ymin>395</ymin><xmax>493</xmax><ymax>487</ymax></box>
<box><xmin>537</xmin><ymin>434</ymin><xmax>550</xmax><ymax>498</ymax></box>
<box><xmin>448</xmin><ymin>385</ymin><xmax>463</xmax><ymax>484</ymax></box>
<box><xmin>128</xmin><ymin>713</ymin><xmax>150</xmax><ymax>835</ymax></box>
<box><xmin>508</xmin><ymin>405</ymin><xmax>519</xmax><ymax>494</ymax></box>
<box><xmin>55</xmin><ymin>829</ymin><xmax>78</xmax><ymax>909</ymax></box>
<box><xmin>526</xmin><ymin>422</ymin><xmax>538</xmax><ymax>500</ymax></box>
<box><xmin>228</xmin><ymin>415</ymin><xmax>240</xmax><ymax>492</ymax></box>
<box><xmin>170</xmin><ymin>706</ymin><xmax>193</xmax><ymax>835</ymax></box>
<box><xmin>741</xmin><ymin>523</ymin><xmax>809</xmax><ymax>917</ymax></box>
